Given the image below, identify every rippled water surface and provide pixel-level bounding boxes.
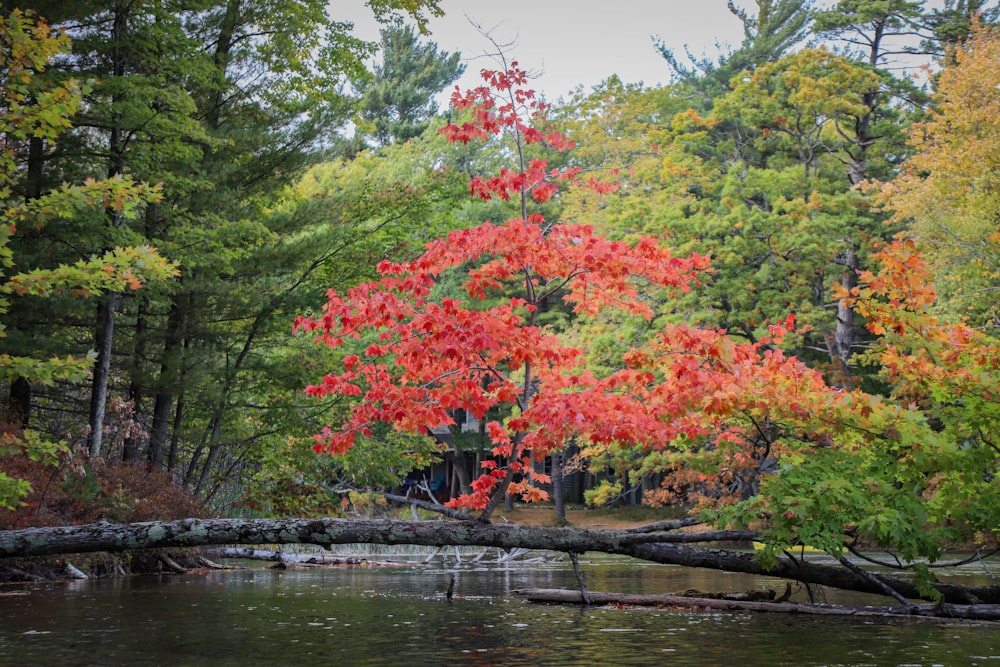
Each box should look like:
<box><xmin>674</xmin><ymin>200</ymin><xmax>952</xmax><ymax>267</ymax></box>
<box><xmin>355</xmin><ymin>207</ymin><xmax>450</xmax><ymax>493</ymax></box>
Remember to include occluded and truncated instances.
<box><xmin>1</xmin><ymin>553</ymin><xmax>998</xmax><ymax>666</ymax></box>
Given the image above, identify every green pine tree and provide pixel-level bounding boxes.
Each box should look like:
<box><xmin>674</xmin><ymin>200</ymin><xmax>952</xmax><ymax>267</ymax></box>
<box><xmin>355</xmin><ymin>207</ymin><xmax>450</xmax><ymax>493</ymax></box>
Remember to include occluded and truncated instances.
<box><xmin>354</xmin><ymin>23</ymin><xmax>464</xmax><ymax>148</ymax></box>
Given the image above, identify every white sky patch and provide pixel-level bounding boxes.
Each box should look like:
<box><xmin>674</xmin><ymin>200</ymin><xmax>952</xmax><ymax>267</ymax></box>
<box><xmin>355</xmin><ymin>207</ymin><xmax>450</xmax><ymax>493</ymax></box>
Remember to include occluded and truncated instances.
<box><xmin>331</xmin><ymin>0</ymin><xmax>948</xmax><ymax>105</ymax></box>
<box><xmin>331</xmin><ymin>0</ymin><xmax>749</xmax><ymax>101</ymax></box>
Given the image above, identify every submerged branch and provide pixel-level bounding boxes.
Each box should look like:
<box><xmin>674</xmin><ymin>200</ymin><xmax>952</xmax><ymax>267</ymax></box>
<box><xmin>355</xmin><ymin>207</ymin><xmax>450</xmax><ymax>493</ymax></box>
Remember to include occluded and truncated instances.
<box><xmin>515</xmin><ymin>588</ymin><xmax>1000</xmax><ymax>622</ymax></box>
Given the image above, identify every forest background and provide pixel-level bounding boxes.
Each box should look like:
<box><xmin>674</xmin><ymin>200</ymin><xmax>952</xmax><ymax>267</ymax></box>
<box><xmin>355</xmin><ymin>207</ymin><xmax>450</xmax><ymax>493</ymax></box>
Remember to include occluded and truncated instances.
<box><xmin>3</xmin><ymin>0</ymin><xmax>1000</xmax><ymax>590</ymax></box>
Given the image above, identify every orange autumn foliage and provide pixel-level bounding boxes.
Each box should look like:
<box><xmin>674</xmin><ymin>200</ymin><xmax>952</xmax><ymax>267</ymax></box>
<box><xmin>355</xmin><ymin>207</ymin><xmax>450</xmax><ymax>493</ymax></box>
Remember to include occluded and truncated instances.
<box><xmin>873</xmin><ymin>20</ymin><xmax>1000</xmax><ymax>322</ymax></box>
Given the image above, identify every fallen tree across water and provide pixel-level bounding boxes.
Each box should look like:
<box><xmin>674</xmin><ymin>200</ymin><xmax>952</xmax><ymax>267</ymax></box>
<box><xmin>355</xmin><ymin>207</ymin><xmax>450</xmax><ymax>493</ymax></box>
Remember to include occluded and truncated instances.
<box><xmin>1</xmin><ymin>517</ymin><xmax>998</xmax><ymax>614</ymax></box>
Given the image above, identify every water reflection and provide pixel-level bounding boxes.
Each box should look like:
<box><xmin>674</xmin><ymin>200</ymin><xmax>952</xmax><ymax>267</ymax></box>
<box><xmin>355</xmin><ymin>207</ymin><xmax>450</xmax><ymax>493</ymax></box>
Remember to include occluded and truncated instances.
<box><xmin>0</xmin><ymin>554</ymin><xmax>997</xmax><ymax>666</ymax></box>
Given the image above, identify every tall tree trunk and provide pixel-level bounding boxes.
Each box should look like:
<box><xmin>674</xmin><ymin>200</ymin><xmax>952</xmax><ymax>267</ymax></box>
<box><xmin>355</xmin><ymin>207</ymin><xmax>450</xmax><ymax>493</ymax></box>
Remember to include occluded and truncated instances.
<box><xmin>149</xmin><ymin>297</ymin><xmax>188</xmax><ymax>469</ymax></box>
<box><xmin>9</xmin><ymin>135</ymin><xmax>46</xmax><ymax>427</ymax></box>
<box><xmin>87</xmin><ymin>1</ymin><xmax>128</xmax><ymax>459</ymax></box>
<box><xmin>831</xmin><ymin>246</ymin><xmax>859</xmax><ymax>386</ymax></box>
<box><xmin>828</xmin><ymin>36</ymin><xmax>878</xmax><ymax>386</ymax></box>
<box><xmin>122</xmin><ymin>297</ymin><xmax>150</xmax><ymax>462</ymax></box>
<box><xmin>191</xmin><ymin>314</ymin><xmax>265</xmax><ymax>494</ymax></box>
<box><xmin>208</xmin><ymin>0</ymin><xmax>240</xmax><ymax>131</ymax></box>
<box><xmin>193</xmin><ymin>418</ymin><xmax>223</xmax><ymax>495</ymax></box>
<box><xmin>167</xmin><ymin>389</ymin><xmax>185</xmax><ymax>472</ymax></box>
<box><xmin>87</xmin><ymin>295</ymin><xmax>118</xmax><ymax>458</ymax></box>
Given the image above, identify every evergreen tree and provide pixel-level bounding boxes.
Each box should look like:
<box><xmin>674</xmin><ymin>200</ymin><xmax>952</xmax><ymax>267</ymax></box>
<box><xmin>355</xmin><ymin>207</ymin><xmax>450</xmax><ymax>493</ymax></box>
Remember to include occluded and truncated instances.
<box><xmin>655</xmin><ymin>0</ymin><xmax>813</xmax><ymax>108</ymax></box>
<box><xmin>4</xmin><ymin>0</ymin><xmax>209</xmax><ymax>457</ymax></box>
<box><xmin>0</xmin><ymin>8</ymin><xmax>175</xmax><ymax>506</ymax></box>
<box><xmin>814</xmin><ymin>0</ymin><xmax>1000</xmax><ymax>63</ymax></box>
<box><xmin>3</xmin><ymin>1</ymin><xmax>443</xmax><ymax>497</ymax></box>
<box><xmin>813</xmin><ymin>0</ymin><xmax>928</xmax><ymax>66</ymax></box>
<box><xmin>922</xmin><ymin>0</ymin><xmax>1000</xmax><ymax>56</ymax></box>
<box><xmin>354</xmin><ymin>23</ymin><xmax>464</xmax><ymax>148</ymax></box>
<box><xmin>726</xmin><ymin>0</ymin><xmax>816</xmax><ymax>70</ymax></box>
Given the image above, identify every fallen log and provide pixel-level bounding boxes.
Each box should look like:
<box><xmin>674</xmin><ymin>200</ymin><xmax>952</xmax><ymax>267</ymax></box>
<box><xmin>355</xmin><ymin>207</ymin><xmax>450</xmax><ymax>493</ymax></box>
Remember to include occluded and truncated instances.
<box><xmin>514</xmin><ymin>588</ymin><xmax>1000</xmax><ymax>622</ymax></box>
<box><xmin>205</xmin><ymin>547</ymin><xmax>376</xmax><ymax>565</ymax></box>
<box><xmin>192</xmin><ymin>555</ymin><xmax>229</xmax><ymax>570</ymax></box>
<box><xmin>2</xmin><ymin>517</ymin><xmax>998</xmax><ymax>605</ymax></box>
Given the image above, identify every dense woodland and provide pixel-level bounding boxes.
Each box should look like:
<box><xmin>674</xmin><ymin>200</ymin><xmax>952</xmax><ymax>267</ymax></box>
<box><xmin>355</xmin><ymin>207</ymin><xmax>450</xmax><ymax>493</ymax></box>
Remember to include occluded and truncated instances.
<box><xmin>3</xmin><ymin>0</ymin><xmax>1000</xmax><ymax>608</ymax></box>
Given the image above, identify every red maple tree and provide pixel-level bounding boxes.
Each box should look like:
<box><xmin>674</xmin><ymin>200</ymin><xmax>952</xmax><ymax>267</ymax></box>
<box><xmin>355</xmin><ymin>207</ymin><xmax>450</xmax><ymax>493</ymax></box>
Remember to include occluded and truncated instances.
<box><xmin>295</xmin><ymin>61</ymin><xmax>708</xmax><ymax>517</ymax></box>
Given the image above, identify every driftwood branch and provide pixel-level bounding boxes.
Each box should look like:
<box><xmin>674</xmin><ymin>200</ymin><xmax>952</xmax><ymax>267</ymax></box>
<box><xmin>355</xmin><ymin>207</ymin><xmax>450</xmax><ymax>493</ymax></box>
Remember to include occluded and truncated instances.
<box><xmin>203</xmin><ymin>548</ymin><xmax>371</xmax><ymax>565</ymax></box>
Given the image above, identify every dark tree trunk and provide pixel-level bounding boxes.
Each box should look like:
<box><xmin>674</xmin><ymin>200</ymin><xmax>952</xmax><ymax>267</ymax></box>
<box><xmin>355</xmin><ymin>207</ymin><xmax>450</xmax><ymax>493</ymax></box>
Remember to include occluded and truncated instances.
<box><xmin>485</xmin><ymin>474</ymin><xmax>513</xmax><ymax>522</ymax></box>
<box><xmin>149</xmin><ymin>297</ymin><xmax>187</xmax><ymax>469</ymax></box>
<box><xmin>87</xmin><ymin>295</ymin><xmax>118</xmax><ymax>458</ymax></box>
<box><xmin>8</xmin><ymin>378</ymin><xmax>30</xmax><ymax>429</ymax></box>
<box><xmin>122</xmin><ymin>298</ymin><xmax>150</xmax><ymax>463</ymax></box>
<box><xmin>2</xmin><ymin>517</ymin><xmax>999</xmax><ymax>606</ymax></box>
<box><xmin>503</xmin><ymin>488</ymin><xmax>515</xmax><ymax>513</ymax></box>
<box><xmin>442</xmin><ymin>450</ymin><xmax>471</xmax><ymax>496</ymax></box>
<box><xmin>208</xmin><ymin>0</ymin><xmax>241</xmax><ymax>131</ymax></box>
<box><xmin>551</xmin><ymin>451</ymin><xmax>566</xmax><ymax>526</ymax></box>
<box><xmin>8</xmin><ymin>135</ymin><xmax>46</xmax><ymax>428</ymax></box>
<box><xmin>167</xmin><ymin>389</ymin><xmax>185</xmax><ymax>471</ymax></box>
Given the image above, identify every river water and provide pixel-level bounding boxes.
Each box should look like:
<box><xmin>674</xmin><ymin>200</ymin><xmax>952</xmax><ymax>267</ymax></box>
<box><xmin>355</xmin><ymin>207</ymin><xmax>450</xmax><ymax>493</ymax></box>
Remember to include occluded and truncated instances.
<box><xmin>1</xmin><ymin>551</ymin><xmax>998</xmax><ymax>666</ymax></box>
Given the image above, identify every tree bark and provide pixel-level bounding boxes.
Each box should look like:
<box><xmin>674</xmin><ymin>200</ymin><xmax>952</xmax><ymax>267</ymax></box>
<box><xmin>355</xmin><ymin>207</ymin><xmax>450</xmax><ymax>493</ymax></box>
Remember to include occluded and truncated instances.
<box><xmin>87</xmin><ymin>295</ymin><xmax>118</xmax><ymax>458</ymax></box>
<box><xmin>551</xmin><ymin>450</ymin><xmax>566</xmax><ymax>525</ymax></box>
<box><xmin>148</xmin><ymin>296</ymin><xmax>187</xmax><ymax>468</ymax></box>
<box><xmin>443</xmin><ymin>450</ymin><xmax>471</xmax><ymax>497</ymax></box>
<box><xmin>2</xmin><ymin>517</ymin><xmax>998</xmax><ymax>606</ymax></box>
<box><xmin>830</xmin><ymin>245</ymin><xmax>859</xmax><ymax>387</ymax></box>
<box><xmin>122</xmin><ymin>297</ymin><xmax>150</xmax><ymax>463</ymax></box>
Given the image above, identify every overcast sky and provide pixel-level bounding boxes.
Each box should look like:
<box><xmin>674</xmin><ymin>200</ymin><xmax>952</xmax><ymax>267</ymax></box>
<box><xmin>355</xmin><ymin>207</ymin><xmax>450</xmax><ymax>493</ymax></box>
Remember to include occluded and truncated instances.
<box><xmin>335</xmin><ymin>1</ymin><xmax>751</xmax><ymax>101</ymax></box>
